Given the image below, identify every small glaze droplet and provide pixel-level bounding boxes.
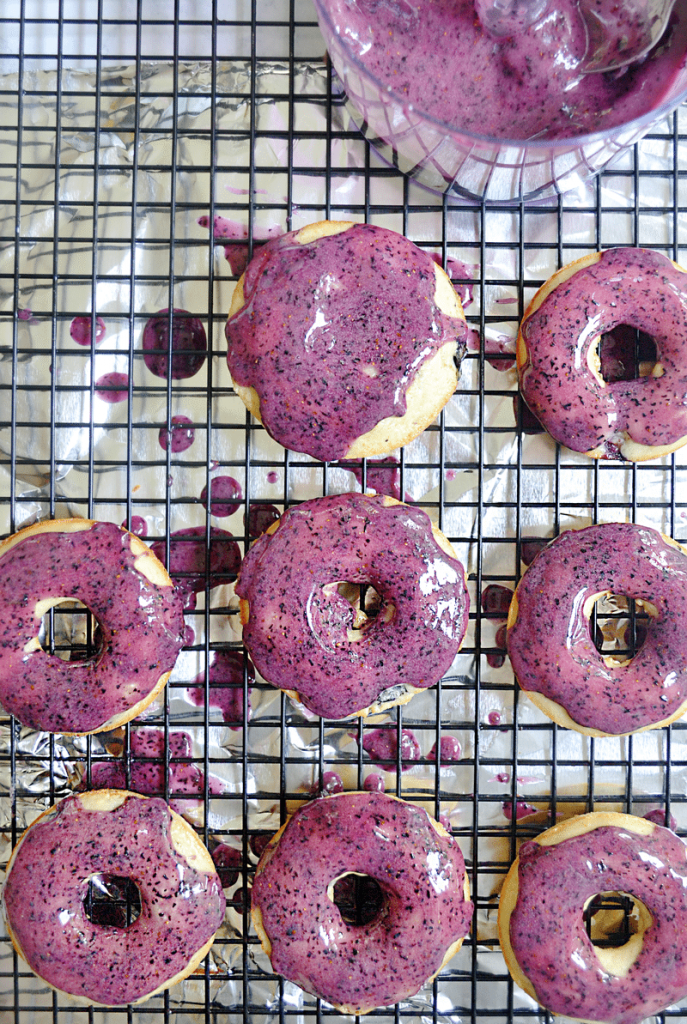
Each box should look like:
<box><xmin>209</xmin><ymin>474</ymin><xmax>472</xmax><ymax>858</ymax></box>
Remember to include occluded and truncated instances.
<box><xmin>245</xmin><ymin>503</ymin><xmax>280</xmax><ymax>538</ymax></box>
<box><xmin>488</xmin><ymin>710</ymin><xmax>502</xmax><ymax>726</ymax></box>
<box><xmin>428</xmin><ymin>735</ymin><xmax>462</xmax><ymax>762</ymax></box>
<box><xmin>267</xmin><ymin>471</ymin><xmax>278</xmax><ymax>484</ymax></box>
<box><xmin>363</xmin><ymin>773</ymin><xmax>385</xmax><ymax>793</ymax></box>
<box><xmin>70</xmin><ymin>315</ymin><xmax>106</xmax><ymax>346</ymax></box>
<box><xmin>211</xmin><ymin>844</ymin><xmax>241</xmax><ymax>888</ymax></box>
<box><xmin>17</xmin><ymin>308</ymin><xmax>33</xmax><ymax>321</ymax></box>
<box><xmin>201</xmin><ymin>476</ymin><xmax>242</xmax><ymax>518</ymax></box>
<box><xmin>142</xmin><ymin>308</ymin><xmax>207</xmax><ymax>380</ymax></box>
<box><xmin>502</xmin><ymin>799</ymin><xmax>538</xmax><ymax>821</ymax></box>
<box><xmin>158</xmin><ymin>415</ymin><xmax>195</xmax><ymax>453</ymax></box>
<box><xmin>121</xmin><ymin>515</ymin><xmax>147</xmax><ymax>538</ymax></box>
<box><xmin>95</xmin><ymin>372</ymin><xmax>129</xmax><ymax>403</ymax></box>
<box><xmin>361</xmin><ymin>727</ymin><xmax>421</xmax><ymax>772</ymax></box>
<box><xmin>481</xmin><ymin>584</ymin><xmax>514</xmax><ymax>616</ymax></box>
<box><xmin>321</xmin><ymin>771</ymin><xmax>344</xmax><ymax>795</ymax></box>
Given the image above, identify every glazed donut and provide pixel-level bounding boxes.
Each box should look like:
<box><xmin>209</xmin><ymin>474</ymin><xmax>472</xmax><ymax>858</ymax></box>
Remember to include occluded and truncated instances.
<box><xmin>2</xmin><ymin>790</ymin><xmax>226</xmax><ymax>1006</ymax></box>
<box><xmin>498</xmin><ymin>811</ymin><xmax>687</xmax><ymax>1024</ymax></box>
<box><xmin>517</xmin><ymin>247</ymin><xmax>687</xmax><ymax>461</ymax></box>
<box><xmin>0</xmin><ymin>519</ymin><xmax>185</xmax><ymax>734</ymax></box>
<box><xmin>236</xmin><ymin>491</ymin><xmax>470</xmax><ymax>719</ymax></box>
<box><xmin>225</xmin><ymin>221</ymin><xmax>467</xmax><ymax>462</ymax></box>
<box><xmin>506</xmin><ymin>522</ymin><xmax>687</xmax><ymax>737</ymax></box>
<box><xmin>251</xmin><ymin>790</ymin><xmax>472</xmax><ymax>1014</ymax></box>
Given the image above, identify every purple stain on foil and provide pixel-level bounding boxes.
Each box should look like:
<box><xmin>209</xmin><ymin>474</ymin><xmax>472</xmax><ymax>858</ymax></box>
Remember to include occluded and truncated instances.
<box><xmin>70</xmin><ymin>315</ymin><xmax>106</xmax><ymax>346</ymax></box>
<box><xmin>644</xmin><ymin>808</ymin><xmax>678</xmax><ymax>830</ymax></box>
<box><xmin>430</xmin><ymin>253</ymin><xmax>476</xmax><ymax>310</ymax></box>
<box><xmin>514</xmin><ymin>396</ymin><xmax>546</xmax><ymax>434</ymax></box>
<box><xmin>336</xmin><ymin>457</ymin><xmax>406</xmax><ymax>501</ymax></box>
<box><xmin>267</xmin><ymin>471</ymin><xmax>278</xmax><ymax>484</ymax></box>
<box><xmin>428</xmin><ymin>735</ymin><xmax>462</xmax><ymax>762</ymax></box>
<box><xmin>467</xmin><ymin>328</ymin><xmax>516</xmax><ymax>371</ymax></box>
<box><xmin>495</xmin><ymin>772</ymin><xmax>511</xmax><ymax>783</ymax></box>
<box><xmin>363</xmin><ymin>773</ymin><xmax>385</xmax><ymax>793</ymax></box>
<box><xmin>95</xmin><ymin>372</ymin><xmax>129</xmax><ymax>403</ymax></box>
<box><xmin>158</xmin><ymin>416</ymin><xmax>195</xmax><ymax>453</ymax></box>
<box><xmin>249</xmin><ymin>834</ymin><xmax>271</xmax><ymax>859</ymax></box>
<box><xmin>187</xmin><ymin>650</ymin><xmax>253</xmax><ymax>727</ymax></box>
<box><xmin>520</xmin><ymin>536</ymin><xmax>549</xmax><ymax>566</ymax></box>
<box><xmin>142</xmin><ymin>308</ymin><xmax>207</xmax><ymax>380</ymax></box>
<box><xmin>211</xmin><ymin>844</ymin><xmax>241</xmax><ymax>888</ymax></box>
<box><xmin>245</xmin><ymin>503</ymin><xmax>280</xmax><ymax>539</ymax></box>
<box><xmin>198</xmin><ymin>214</ymin><xmax>283</xmax><ymax>276</ymax></box>
<box><xmin>201</xmin><ymin>476</ymin><xmax>243</xmax><ymax>518</ymax></box>
<box><xmin>488</xmin><ymin>710</ymin><xmax>503</xmax><ymax>726</ymax></box>
<box><xmin>17</xmin><ymin>308</ymin><xmax>33</xmax><ymax>321</ymax></box>
<box><xmin>481</xmin><ymin>584</ymin><xmax>514</xmax><ymax>616</ymax></box>
<box><xmin>360</xmin><ymin>727</ymin><xmax>421</xmax><ymax>772</ymax></box>
<box><xmin>150</xmin><ymin>526</ymin><xmax>241</xmax><ymax>600</ymax></box>
<box><xmin>120</xmin><ymin>515</ymin><xmax>147</xmax><ymax>538</ymax></box>
<box><xmin>487</xmin><ymin>624</ymin><xmax>508</xmax><ymax>669</ymax></box>
<box><xmin>502</xmin><ymin>799</ymin><xmax>538</xmax><ymax>821</ymax></box>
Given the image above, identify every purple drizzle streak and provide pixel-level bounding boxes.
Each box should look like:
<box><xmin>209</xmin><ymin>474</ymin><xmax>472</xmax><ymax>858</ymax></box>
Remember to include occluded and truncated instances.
<box><xmin>237</xmin><ymin>492</ymin><xmax>469</xmax><ymax>719</ymax></box>
<box><xmin>519</xmin><ymin>249</ymin><xmax>687</xmax><ymax>456</ymax></box>
<box><xmin>226</xmin><ymin>224</ymin><xmax>467</xmax><ymax>462</ymax></box>
<box><xmin>2</xmin><ymin>794</ymin><xmax>226</xmax><ymax>1006</ymax></box>
<box><xmin>510</xmin><ymin>822</ymin><xmax>687</xmax><ymax>1024</ymax></box>
<box><xmin>507</xmin><ymin>523</ymin><xmax>687</xmax><ymax>734</ymax></box>
<box><xmin>251</xmin><ymin>792</ymin><xmax>472</xmax><ymax>1012</ymax></box>
<box><xmin>0</xmin><ymin>522</ymin><xmax>185</xmax><ymax>734</ymax></box>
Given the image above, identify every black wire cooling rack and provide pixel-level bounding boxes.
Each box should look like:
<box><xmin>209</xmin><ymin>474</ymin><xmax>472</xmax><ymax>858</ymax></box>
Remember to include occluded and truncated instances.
<box><xmin>2</xmin><ymin>2</ymin><xmax>687</xmax><ymax>1023</ymax></box>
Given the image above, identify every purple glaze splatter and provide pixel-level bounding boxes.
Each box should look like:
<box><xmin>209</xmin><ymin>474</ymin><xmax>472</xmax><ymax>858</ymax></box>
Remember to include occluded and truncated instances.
<box><xmin>158</xmin><ymin>415</ymin><xmax>195</xmax><ymax>453</ymax></box>
<box><xmin>95</xmin><ymin>372</ymin><xmax>129</xmax><ymax>403</ymax></box>
<box><xmin>267</xmin><ymin>471</ymin><xmax>278</xmax><ymax>484</ymax></box>
<box><xmin>361</xmin><ymin>727</ymin><xmax>421</xmax><ymax>772</ymax></box>
<box><xmin>212</xmin><ymin>843</ymin><xmax>241</xmax><ymax>888</ymax></box>
<box><xmin>142</xmin><ymin>308</ymin><xmax>207</xmax><ymax>380</ymax></box>
<box><xmin>70</xmin><ymin>315</ymin><xmax>106</xmax><ymax>346</ymax></box>
<box><xmin>428</xmin><ymin>735</ymin><xmax>462</xmax><ymax>762</ymax></box>
<box><xmin>481</xmin><ymin>584</ymin><xmax>514</xmax><ymax>616</ymax></box>
<box><xmin>198</xmin><ymin>214</ymin><xmax>283</xmax><ymax>275</ymax></box>
<box><xmin>362</xmin><ymin>773</ymin><xmax>385</xmax><ymax>793</ymax></box>
<box><xmin>151</xmin><ymin>526</ymin><xmax>241</xmax><ymax>600</ymax></box>
<box><xmin>245</xmin><ymin>503</ymin><xmax>281</xmax><ymax>539</ymax></box>
<box><xmin>321</xmin><ymin>771</ymin><xmax>344</xmax><ymax>795</ymax></box>
<box><xmin>201</xmin><ymin>475</ymin><xmax>243</xmax><ymax>518</ymax></box>
<box><xmin>120</xmin><ymin>515</ymin><xmax>148</xmax><ymax>538</ymax></box>
<box><xmin>187</xmin><ymin>649</ymin><xmax>253</xmax><ymax>727</ymax></box>
<box><xmin>502</xmin><ymin>799</ymin><xmax>538</xmax><ymax>821</ymax></box>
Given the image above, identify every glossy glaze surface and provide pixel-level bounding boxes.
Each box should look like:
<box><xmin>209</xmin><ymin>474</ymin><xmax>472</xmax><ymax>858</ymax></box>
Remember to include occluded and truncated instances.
<box><xmin>0</xmin><ymin>522</ymin><xmax>185</xmax><ymax>733</ymax></box>
<box><xmin>251</xmin><ymin>791</ymin><xmax>472</xmax><ymax>1012</ymax></box>
<box><xmin>3</xmin><ymin>794</ymin><xmax>226</xmax><ymax>1005</ymax></box>
<box><xmin>510</xmin><ymin>823</ymin><xmax>687</xmax><ymax>1024</ymax></box>
<box><xmin>519</xmin><ymin>248</ymin><xmax>687</xmax><ymax>457</ymax></box>
<box><xmin>507</xmin><ymin>523</ymin><xmax>687</xmax><ymax>734</ymax></box>
<box><xmin>236</xmin><ymin>492</ymin><xmax>469</xmax><ymax>718</ymax></box>
<box><xmin>225</xmin><ymin>224</ymin><xmax>466</xmax><ymax>462</ymax></box>
<box><xmin>320</xmin><ymin>0</ymin><xmax>687</xmax><ymax>140</ymax></box>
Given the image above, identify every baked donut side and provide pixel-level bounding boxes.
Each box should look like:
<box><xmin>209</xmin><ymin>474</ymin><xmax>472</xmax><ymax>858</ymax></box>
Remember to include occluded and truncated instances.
<box><xmin>498</xmin><ymin>811</ymin><xmax>687</xmax><ymax>1024</ymax></box>
<box><xmin>251</xmin><ymin>791</ymin><xmax>472</xmax><ymax>1014</ymax></box>
<box><xmin>2</xmin><ymin>790</ymin><xmax>226</xmax><ymax>1006</ymax></box>
<box><xmin>225</xmin><ymin>220</ymin><xmax>466</xmax><ymax>461</ymax></box>
<box><xmin>0</xmin><ymin>519</ymin><xmax>185</xmax><ymax>734</ymax></box>
<box><xmin>506</xmin><ymin>522</ymin><xmax>687</xmax><ymax>737</ymax></box>
<box><xmin>236</xmin><ymin>492</ymin><xmax>470</xmax><ymax>719</ymax></box>
<box><xmin>517</xmin><ymin>248</ymin><xmax>687</xmax><ymax>462</ymax></box>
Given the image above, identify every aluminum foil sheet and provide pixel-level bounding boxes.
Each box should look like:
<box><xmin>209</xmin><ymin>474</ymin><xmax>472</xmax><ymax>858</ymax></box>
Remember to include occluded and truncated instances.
<box><xmin>1</xmin><ymin>49</ymin><xmax>687</xmax><ymax>1024</ymax></box>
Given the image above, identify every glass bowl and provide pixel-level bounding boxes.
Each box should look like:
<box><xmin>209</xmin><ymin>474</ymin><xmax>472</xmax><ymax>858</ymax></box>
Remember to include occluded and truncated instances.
<box><xmin>313</xmin><ymin>0</ymin><xmax>687</xmax><ymax>203</ymax></box>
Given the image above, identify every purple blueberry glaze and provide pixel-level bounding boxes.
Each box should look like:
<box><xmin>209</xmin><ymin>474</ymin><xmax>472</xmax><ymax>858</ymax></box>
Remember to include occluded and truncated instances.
<box><xmin>151</xmin><ymin>526</ymin><xmax>241</xmax><ymax>600</ymax></box>
<box><xmin>362</xmin><ymin>773</ymin><xmax>385</xmax><ymax>793</ymax></box>
<box><xmin>507</xmin><ymin>523</ymin><xmax>687</xmax><ymax>734</ymax></box>
<box><xmin>142</xmin><ymin>308</ymin><xmax>207</xmax><ymax>380</ymax></box>
<box><xmin>321</xmin><ymin>770</ymin><xmax>344</xmax><ymax>795</ymax></box>
<box><xmin>361</xmin><ymin>727</ymin><xmax>421</xmax><ymax>772</ymax></box>
<box><xmin>336</xmin><ymin>456</ymin><xmax>404</xmax><ymax>500</ymax></box>
<box><xmin>212</xmin><ymin>843</ymin><xmax>241</xmax><ymax>888</ymax></box>
<box><xmin>225</xmin><ymin>224</ymin><xmax>467</xmax><ymax>462</ymax></box>
<box><xmin>502</xmin><ymin>799</ymin><xmax>538</xmax><ymax>821</ymax></box>
<box><xmin>245</xmin><ymin>503</ymin><xmax>280</xmax><ymax>538</ymax></box>
<box><xmin>644</xmin><ymin>808</ymin><xmax>678</xmax><ymax>830</ymax></box>
<box><xmin>158</xmin><ymin>415</ymin><xmax>195</xmax><ymax>453</ymax></box>
<box><xmin>200</xmin><ymin>475</ymin><xmax>242</xmax><ymax>518</ymax></box>
<box><xmin>481</xmin><ymin>584</ymin><xmax>514</xmax><ymax>616</ymax></box>
<box><xmin>70</xmin><ymin>315</ymin><xmax>106</xmax><ymax>346</ymax></box>
<box><xmin>320</xmin><ymin>0</ymin><xmax>687</xmax><ymax>139</ymax></box>
<box><xmin>251</xmin><ymin>792</ymin><xmax>472</xmax><ymax>1012</ymax></box>
<box><xmin>187</xmin><ymin>649</ymin><xmax>253</xmax><ymax>727</ymax></box>
<box><xmin>519</xmin><ymin>249</ymin><xmax>687</xmax><ymax>458</ymax></box>
<box><xmin>0</xmin><ymin>521</ymin><xmax>185</xmax><ymax>734</ymax></box>
<box><xmin>428</xmin><ymin>735</ymin><xmax>462</xmax><ymax>763</ymax></box>
<box><xmin>2</xmin><ymin>793</ymin><xmax>226</xmax><ymax>1006</ymax></box>
<box><xmin>95</xmin><ymin>372</ymin><xmax>129</xmax><ymax>403</ymax></box>
<box><xmin>236</xmin><ymin>492</ymin><xmax>469</xmax><ymax>718</ymax></box>
<box><xmin>266</xmin><ymin>471</ymin><xmax>278</xmax><ymax>484</ymax></box>
<box><xmin>509</xmin><ymin>821</ymin><xmax>687</xmax><ymax>1024</ymax></box>
<box><xmin>120</xmin><ymin>515</ymin><xmax>148</xmax><ymax>538</ymax></box>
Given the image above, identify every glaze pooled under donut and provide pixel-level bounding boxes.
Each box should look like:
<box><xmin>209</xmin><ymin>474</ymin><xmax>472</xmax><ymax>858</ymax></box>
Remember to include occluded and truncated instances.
<box><xmin>236</xmin><ymin>492</ymin><xmax>470</xmax><ymax>719</ymax></box>
<box><xmin>517</xmin><ymin>247</ymin><xmax>687</xmax><ymax>462</ymax></box>
<box><xmin>2</xmin><ymin>790</ymin><xmax>226</xmax><ymax>1006</ymax></box>
<box><xmin>498</xmin><ymin>811</ymin><xmax>687</xmax><ymax>1024</ymax></box>
<box><xmin>507</xmin><ymin>522</ymin><xmax>687</xmax><ymax>737</ymax></box>
<box><xmin>225</xmin><ymin>221</ymin><xmax>467</xmax><ymax>462</ymax></box>
<box><xmin>251</xmin><ymin>791</ymin><xmax>472</xmax><ymax>1014</ymax></box>
<box><xmin>0</xmin><ymin>519</ymin><xmax>185</xmax><ymax>734</ymax></box>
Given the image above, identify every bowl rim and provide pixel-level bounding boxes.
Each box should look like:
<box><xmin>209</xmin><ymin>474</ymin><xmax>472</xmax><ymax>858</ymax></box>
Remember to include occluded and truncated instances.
<box><xmin>312</xmin><ymin>0</ymin><xmax>687</xmax><ymax>150</ymax></box>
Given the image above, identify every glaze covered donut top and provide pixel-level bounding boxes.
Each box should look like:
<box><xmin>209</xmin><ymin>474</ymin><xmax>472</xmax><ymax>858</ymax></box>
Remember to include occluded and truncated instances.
<box><xmin>2</xmin><ymin>791</ymin><xmax>226</xmax><ymax>1006</ymax></box>
<box><xmin>507</xmin><ymin>522</ymin><xmax>687</xmax><ymax>736</ymax></box>
<box><xmin>225</xmin><ymin>221</ymin><xmax>466</xmax><ymax>462</ymax></box>
<box><xmin>499</xmin><ymin>812</ymin><xmax>687</xmax><ymax>1024</ymax></box>
<box><xmin>517</xmin><ymin>248</ymin><xmax>687</xmax><ymax>461</ymax></box>
<box><xmin>251</xmin><ymin>791</ymin><xmax>473</xmax><ymax>1013</ymax></box>
<box><xmin>0</xmin><ymin>520</ymin><xmax>185</xmax><ymax>734</ymax></box>
<box><xmin>236</xmin><ymin>492</ymin><xmax>469</xmax><ymax>719</ymax></box>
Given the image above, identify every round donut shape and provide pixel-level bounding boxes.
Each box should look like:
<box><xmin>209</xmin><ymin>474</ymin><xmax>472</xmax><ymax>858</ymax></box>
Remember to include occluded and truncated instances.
<box><xmin>0</xmin><ymin>519</ymin><xmax>185</xmax><ymax>734</ymax></box>
<box><xmin>225</xmin><ymin>220</ymin><xmax>466</xmax><ymax>462</ymax></box>
<box><xmin>2</xmin><ymin>790</ymin><xmax>226</xmax><ymax>1006</ymax></box>
<box><xmin>517</xmin><ymin>247</ymin><xmax>687</xmax><ymax>462</ymax></box>
<box><xmin>498</xmin><ymin>811</ymin><xmax>687</xmax><ymax>1024</ymax></box>
<box><xmin>251</xmin><ymin>790</ymin><xmax>473</xmax><ymax>1014</ymax></box>
<box><xmin>506</xmin><ymin>522</ymin><xmax>687</xmax><ymax>737</ymax></box>
<box><xmin>236</xmin><ymin>491</ymin><xmax>470</xmax><ymax>719</ymax></box>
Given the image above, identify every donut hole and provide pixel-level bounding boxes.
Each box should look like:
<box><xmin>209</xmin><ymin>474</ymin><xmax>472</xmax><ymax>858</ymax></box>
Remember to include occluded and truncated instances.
<box><xmin>590</xmin><ymin>593</ymin><xmax>655</xmax><ymax>665</ymax></box>
<box><xmin>583</xmin><ymin>890</ymin><xmax>653</xmax><ymax>976</ymax></box>
<box><xmin>37</xmin><ymin>598</ymin><xmax>103</xmax><ymax>663</ymax></box>
<box><xmin>332</xmin><ymin>582</ymin><xmax>393</xmax><ymax>640</ymax></box>
<box><xmin>328</xmin><ymin>872</ymin><xmax>387</xmax><ymax>927</ymax></box>
<box><xmin>598</xmin><ymin>326</ymin><xmax>658</xmax><ymax>383</ymax></box>
<box><xmin>83</xmin><ymin>873</ymin><xmax>142</xmax><ymax>929</ymax></box>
